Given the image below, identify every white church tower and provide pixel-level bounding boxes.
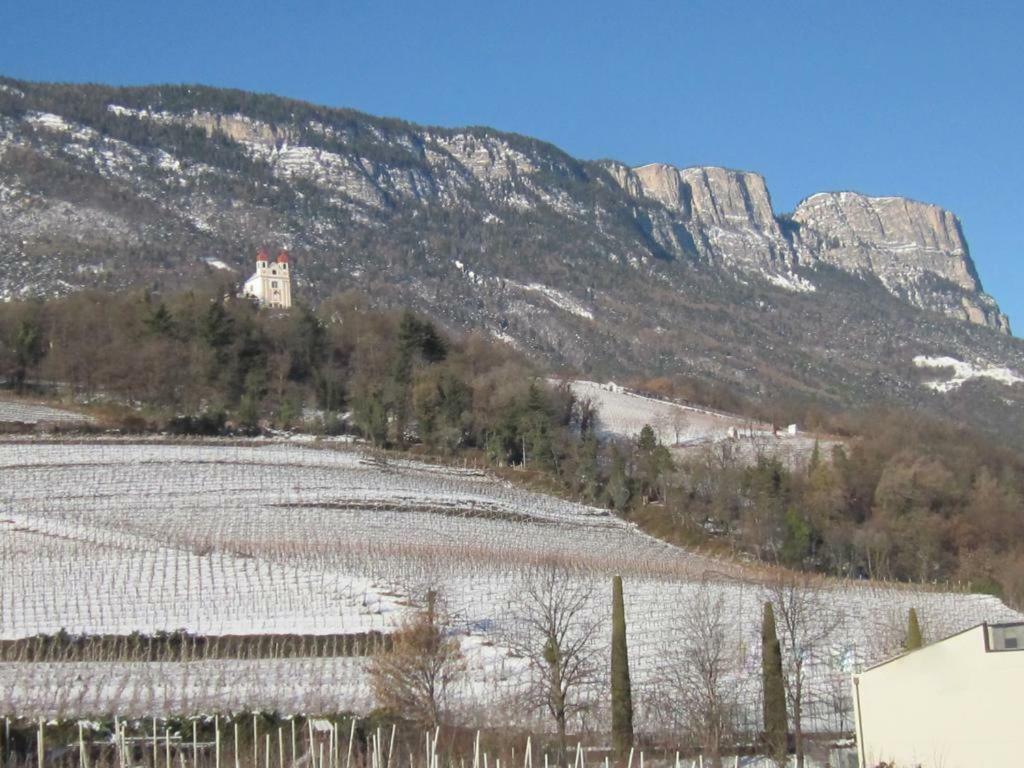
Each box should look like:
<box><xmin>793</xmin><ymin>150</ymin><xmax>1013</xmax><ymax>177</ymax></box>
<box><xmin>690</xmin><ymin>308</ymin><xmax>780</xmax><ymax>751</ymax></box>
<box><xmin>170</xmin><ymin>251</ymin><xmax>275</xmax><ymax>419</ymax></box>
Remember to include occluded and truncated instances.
<box><xmin>242</xmin><ymin>247</ymin><xmax>292</xmax><ymax>308</ymax></box>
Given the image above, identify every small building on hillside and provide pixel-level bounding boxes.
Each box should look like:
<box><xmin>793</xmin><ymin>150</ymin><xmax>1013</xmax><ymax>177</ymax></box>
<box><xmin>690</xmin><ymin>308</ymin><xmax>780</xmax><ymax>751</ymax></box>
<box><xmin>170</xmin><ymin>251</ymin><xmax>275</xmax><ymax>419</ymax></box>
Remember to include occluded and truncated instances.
<box><xmin>242</xmin><ymin>247</ymin><xmax>292</xmax><ymax>308</ymax></box>
<box><xmin>853</xmin><ymin>621</ymin><xmax>1024</xmax><ymax>767</ymax></box>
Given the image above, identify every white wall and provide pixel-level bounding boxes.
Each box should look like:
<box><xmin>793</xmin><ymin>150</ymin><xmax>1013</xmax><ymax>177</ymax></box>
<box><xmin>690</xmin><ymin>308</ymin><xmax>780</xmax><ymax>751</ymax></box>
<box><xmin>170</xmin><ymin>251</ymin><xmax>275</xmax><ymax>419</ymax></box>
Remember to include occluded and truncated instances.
<box><xmin>243</xmin><ymin>262</ymin><xmax>292</xmax><ymax>308</ymax></box>
<box><xmin>854</xmin><ymin>624</ymin><xmax>1024</xmax><ymax>767</ymax></box>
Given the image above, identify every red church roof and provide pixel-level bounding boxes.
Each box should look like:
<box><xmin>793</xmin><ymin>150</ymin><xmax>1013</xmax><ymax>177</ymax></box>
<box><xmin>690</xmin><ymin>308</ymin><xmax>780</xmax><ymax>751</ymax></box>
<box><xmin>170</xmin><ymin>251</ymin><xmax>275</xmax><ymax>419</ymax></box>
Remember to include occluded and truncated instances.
<box><xmin>276</xmin><ymin>249</ymin><xmax>290</xmax><ymax>264</ymax></box>
<box><xmin>256</xmin><ymin>247</ymin><xmax>271</xmax><ymax>262</ymax></box>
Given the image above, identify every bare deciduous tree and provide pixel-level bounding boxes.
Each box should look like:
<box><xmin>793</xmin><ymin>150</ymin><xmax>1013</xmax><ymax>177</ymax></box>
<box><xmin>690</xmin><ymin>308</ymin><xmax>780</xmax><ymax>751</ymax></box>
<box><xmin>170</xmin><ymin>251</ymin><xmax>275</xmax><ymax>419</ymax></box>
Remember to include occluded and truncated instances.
<box><xmin>506</xmin><ymin>567</ymin><xmax>604</xmax><ymax>761</ymax></box>
<box><xmin>368</xmin><ymin>590</ymin><xmax>465</xmax><ymax>727</ymax></box>
<box><xmin>765</xmin><ymin>575</ymin><xmax>845</xmax><ymax>768</ymax></box>
<box><xmin>658</xmin><ymin>581</ymin><xmax>741</xmax><ymax>768</ymax></box>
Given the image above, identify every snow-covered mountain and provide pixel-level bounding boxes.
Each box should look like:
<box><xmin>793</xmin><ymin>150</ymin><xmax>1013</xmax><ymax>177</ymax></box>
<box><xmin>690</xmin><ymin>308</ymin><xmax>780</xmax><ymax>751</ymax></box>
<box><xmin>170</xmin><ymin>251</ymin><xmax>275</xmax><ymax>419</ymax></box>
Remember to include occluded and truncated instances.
<box><xmin>1</xmin><ymin>77</ymin><xmax>1023</xmax><ymax>442</ymax></box>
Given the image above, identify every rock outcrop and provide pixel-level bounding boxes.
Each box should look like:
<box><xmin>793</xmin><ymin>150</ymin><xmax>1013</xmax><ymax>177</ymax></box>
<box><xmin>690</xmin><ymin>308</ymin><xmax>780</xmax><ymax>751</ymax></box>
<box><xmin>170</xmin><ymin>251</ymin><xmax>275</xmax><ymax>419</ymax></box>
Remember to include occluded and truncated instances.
<box><xmin>606</xmin><ymin>160</ymin><xmax>1008</xmax><ymax>333</ymax></box>
<box><xmin>608</xmin><ymin>163</ymin><xmax>795</xmax><ymax>271</ymax></box>
<box><xmin>792</xmin><ymin>192</ymin><xmax>1010</xmax><ymax>333</ymax></box>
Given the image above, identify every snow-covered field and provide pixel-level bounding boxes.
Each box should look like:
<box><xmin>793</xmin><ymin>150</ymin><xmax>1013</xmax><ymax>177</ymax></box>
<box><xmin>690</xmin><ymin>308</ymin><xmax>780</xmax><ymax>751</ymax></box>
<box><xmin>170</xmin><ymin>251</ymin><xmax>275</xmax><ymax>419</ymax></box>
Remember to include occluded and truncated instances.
<box><xmin>0</xmin><ymin>657</ymin><xmax>372</xmax><ymax>719</ymax></box>
<box><xmin>566</xmin><ymin>380</ymin><xmax>836</xmax><ymax>466</ymax></box>
<box><xmin>567</xmin><ymin>380</ymin><xmax>759</xmax><ymax>445</ymax></box>
<box><xmin>1</xmin><ymin>439</ymin><xmax>1019</xmax><ymax>728</ymax></box>
<box><xmin>0</xmin><ymin>397</ymin><xmax>93</xmax><ymax>425</ymax></box>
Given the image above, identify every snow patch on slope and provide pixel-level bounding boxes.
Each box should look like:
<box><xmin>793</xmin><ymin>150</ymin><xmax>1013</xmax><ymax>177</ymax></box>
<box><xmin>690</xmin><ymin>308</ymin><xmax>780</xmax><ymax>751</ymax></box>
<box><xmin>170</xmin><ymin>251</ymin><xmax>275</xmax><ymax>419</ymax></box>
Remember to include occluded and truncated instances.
<box><xmin>765</xmin><ymin>271</ymin><xmax>816</xmax><ymax>293</ymax></box>
<box><xmin>518</xmin><ymin>283</ymin><xmax>594</xmax><ymax>320</ymax></box>
<box><xmin>913</xmin><ymin>355</ymin><xmax>1024</xmax><ymax>392</ymax></box>
<box><xmin>25</xmin><ymin>112</ymin><xmax>97</xmax><ymax>142</ymax></box>
<box><xmin>489</xmin><ymin>329</ymin><xmax>521</xmax><ymax>349</ymax></box>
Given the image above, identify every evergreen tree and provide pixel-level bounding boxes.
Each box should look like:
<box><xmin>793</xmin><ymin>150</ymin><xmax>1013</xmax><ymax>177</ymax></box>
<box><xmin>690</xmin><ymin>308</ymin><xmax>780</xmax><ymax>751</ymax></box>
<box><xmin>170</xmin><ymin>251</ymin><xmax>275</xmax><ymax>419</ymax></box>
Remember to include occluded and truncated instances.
<box><xmin>200</xmin><ymin>301</ymin><xmax>234</xmax><ymax>350</ymax></box>
<box><xmin>610</xmin><ymin>575</ymin><xmax>634</xmax><ymax>762</ymax></box>
<box><xmin>287</xmin><ymin>304</ymin><xmax>326</xmax><ymax>381</ymax></box>
<box><xmin>144</xmin><ymin>302</ymin><xmax>175</xmax><ymax>337</ymax></box>
<box><xmin>761</xmin><ymin>601</ymin><xmax>788</xmax><ymax>766</ymax></box>
<box><xmin>486</xmin><ymin>403</ymin><xmax>522</xmax><ymax>466</ymax></box>
<box><xmin>520</xmin><ymin>381</ymin><xmax>557</xmax><ymax>469</ymax></box>
<box><xmin>905</xmin><ymin>608</ymin><xmax>923</xmax><ymax>650</ymax></box>
<box><xmin>780</xmin><ymin>509</ymin><xmax>812</xmax><ymax>567</ymax></box>
<box><xmin>235</xmin><ymin>391</ymin><xmax>261</xmax><ymax>433</ymax></box>
<box><xmin>234</xmin><ymin>369</ymin><xmax>266</xmax><ymax>434</ymax></box>
<box><xmin>395</xmin><ymin>310</ymin><xmax>447</xmax><ymax>383</ymax></box>
<box><xmin>606</xmin><ymin>448</ymin><xmax>632</xmax><ymax>512</ymax></box>
<box><xmin>635</xmin><ymin>424</ymin><xmax>674</xmax><ymax>503</ymax></box>
<box><xmin>576</xmin><ymin>432</ymin><xmax>601</xmax><ymax>501</ymax></box>
<box><xmin>637</xmin><ymin>424</ymin><xmax>658</xmax><ymax>452</ymax></box>
<box><xmin>227</xmin><ymin>322</ymin><xmax>267</xmax><ymax>403</ymax></box>
<box><xmin>391</xmin><ymin>310</ymin><xmax>448</xmax><ymax>444</ymax></box>
<box><xmin>808</xmin><ymin>439</ymin><xmax>821</xmax><ymax>472</ymax></box>
<box><xmin>413</xmin><ymin>368</ymin><xmax>471</xmax><ymax>453</ymax></box>
<box><xmin>352</xmin><ymin>388</ymin><xmax>389</xmax><ymax>447</ymax></box>
<box><xmin>741</xmin><ymin>456</ymin><xmax>791</xmax><ymax>561</ymax></box>
<box><xmin>12</xmin><ymin>315</ymin><xmax>43</xmax><ymax>391</ymax></box>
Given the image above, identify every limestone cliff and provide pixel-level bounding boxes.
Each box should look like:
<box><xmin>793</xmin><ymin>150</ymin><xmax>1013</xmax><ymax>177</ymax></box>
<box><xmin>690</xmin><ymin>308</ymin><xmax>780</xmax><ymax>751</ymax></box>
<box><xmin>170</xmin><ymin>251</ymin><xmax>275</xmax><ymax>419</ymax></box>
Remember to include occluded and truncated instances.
<box><xmin>792</xmin><ymin>192</ymin><xmax>1010</xmax><ymax>333</ymax></box>
<box><xmin>606</xmin><ymin>159</ymin><xmax>1009</xmax><ymax>333</ymax></box>
<box><xmin>611</xmin><ymin>163</ymin><xmax>795</xmax><ymax>271</ymax></box>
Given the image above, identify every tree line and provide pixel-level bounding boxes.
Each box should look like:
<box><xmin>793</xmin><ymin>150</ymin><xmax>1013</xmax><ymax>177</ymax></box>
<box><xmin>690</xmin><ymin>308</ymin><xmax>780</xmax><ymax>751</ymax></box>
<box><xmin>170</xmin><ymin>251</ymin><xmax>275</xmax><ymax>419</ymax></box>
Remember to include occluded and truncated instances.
<box><xmin>0</xmin><ymin>285</ymin><xmax>581</xmax><ymax>459</ymax></box>
<box><xmin>658</xmin><ymin>418</ymin><xmax>1024</xmax><ymax>606</ymax></box>
<box><xmin>369</xmin><ymin>573</ymin><xmax>929</xmax><ymax>768</ymax></box>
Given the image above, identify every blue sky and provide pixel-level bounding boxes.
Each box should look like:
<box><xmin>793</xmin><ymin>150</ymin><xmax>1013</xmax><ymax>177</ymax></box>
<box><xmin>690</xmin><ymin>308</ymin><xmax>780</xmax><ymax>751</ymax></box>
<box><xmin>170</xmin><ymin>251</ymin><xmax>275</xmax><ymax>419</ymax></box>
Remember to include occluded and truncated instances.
<box><xmin>2</xmin><ymin>1</ymin><xmax>1022</xmax><ymax>331</ymax></box>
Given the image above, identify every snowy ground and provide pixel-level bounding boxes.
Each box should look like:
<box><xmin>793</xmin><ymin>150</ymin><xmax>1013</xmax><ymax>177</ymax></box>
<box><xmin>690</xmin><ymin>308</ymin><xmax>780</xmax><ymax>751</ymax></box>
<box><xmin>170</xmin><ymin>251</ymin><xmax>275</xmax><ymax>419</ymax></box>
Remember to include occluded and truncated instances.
<box><xmin>1</xmin><ymin>439</ymin><xmax>1019</xmax><ymax>729</ymax></box>
<box><xmin>566</xmin><ymin>379</ymin><xmax>757</xmax><ymax>445</ymax></box>
<box><xmin>913</xmin><ymin>354</ymin><xmax>1024</xmax><ymax>392</ymax></box>
<box><xmin>0</xmin><ymin>396</ymin><xmax>93</xmax><ymax>425</ymax></box>
<box><xmin>565</xmin><ymin>380</ymin><xmax>838</xmax><ymax>467</ymax></box>
<box><xmin>0</xmin><ymin>657</ymin><xmax>372</xmax><ymax>719</ymax></box>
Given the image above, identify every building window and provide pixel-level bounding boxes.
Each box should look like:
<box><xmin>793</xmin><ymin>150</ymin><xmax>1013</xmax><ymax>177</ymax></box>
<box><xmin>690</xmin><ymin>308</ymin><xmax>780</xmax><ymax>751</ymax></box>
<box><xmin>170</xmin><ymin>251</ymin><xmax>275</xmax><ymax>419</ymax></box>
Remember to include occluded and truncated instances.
<box><xmin>989</xmin><ymin>624</ymin><xmax>1024</xmax><ymax>651</ymax></box>
<box><xmin>272</xmin><ymin>281</ymin><xmax>278</xmax><ymax>288</ymax></box>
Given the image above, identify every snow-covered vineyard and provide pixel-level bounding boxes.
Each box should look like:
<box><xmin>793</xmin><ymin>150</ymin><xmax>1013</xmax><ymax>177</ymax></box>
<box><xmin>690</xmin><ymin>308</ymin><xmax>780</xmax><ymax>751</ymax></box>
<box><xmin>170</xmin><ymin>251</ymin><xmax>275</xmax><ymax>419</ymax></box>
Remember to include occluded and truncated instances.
<box><xmin>1</xmin><ymin>440</ymin><xmax>1020</xmax><ymax>731</ymax></box>
<box><xmin>0</xmin><ymin>397</ymin><xmax>93</xmax><ymax>426</ymax></box>
<box><xmin>564</xmin><ymin>381</ymin><xmax>839</xmax><ymax>467</ymax></box>
<box><xmin>564</xmin><ymin>380</ymin><xmax>757</xmax><ymax>446</ymax></box>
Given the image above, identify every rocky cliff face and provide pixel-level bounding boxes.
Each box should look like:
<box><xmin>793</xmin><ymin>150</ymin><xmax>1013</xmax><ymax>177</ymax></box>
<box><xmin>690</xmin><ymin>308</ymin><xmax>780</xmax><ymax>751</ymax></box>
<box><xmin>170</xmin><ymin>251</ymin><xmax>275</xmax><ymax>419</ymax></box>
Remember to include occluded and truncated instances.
<box><xmin>791</xmin><ymin>192</ymin><xmax>1010</xmax><ymax>332</ymax></box>
<box><xmin>604</xmin><ymin>162</ymin><xmax>794</xmax><ymax>272</ymax></box>
<box><xmin>605</xmin><ymin>159</ymin><xmax>1008</xmax><ymax>333</ymax></box>
<box><xmin>630</xmin><ymin>164</ymin><xmax>794</xmax><ymax>272</ymax></box>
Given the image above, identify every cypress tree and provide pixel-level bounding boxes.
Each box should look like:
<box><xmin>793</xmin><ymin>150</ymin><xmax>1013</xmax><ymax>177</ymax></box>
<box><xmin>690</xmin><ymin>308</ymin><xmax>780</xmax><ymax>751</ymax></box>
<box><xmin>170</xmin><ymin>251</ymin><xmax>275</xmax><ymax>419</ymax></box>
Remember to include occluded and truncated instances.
<box><xmin>905</xmin><ymin>608</ymin><xmax>923</xmax><ymax>650</ymax></box>
<box><xmin>610</xmin><ymin>575</ymin><xmax>634</xmax><ymax>762</ymax></box>
<box><xmin>808</xmin><ymin>439</ymin><xmax>821</xmax><ymax>472</ymax></box>
<box><xmin>761</xmin><ymin>601</ymin><xmax>788</xmax><ymax>766</ymax></box>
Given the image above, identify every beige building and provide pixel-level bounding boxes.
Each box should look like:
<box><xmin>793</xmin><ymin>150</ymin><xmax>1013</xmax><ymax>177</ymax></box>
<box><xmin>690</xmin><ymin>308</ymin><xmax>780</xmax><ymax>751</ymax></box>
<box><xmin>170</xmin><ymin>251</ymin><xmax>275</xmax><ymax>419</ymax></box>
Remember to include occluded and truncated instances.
<box><xmin>853</xmin><ymin>622</ymin><xmax>1024</xmax><ymax>767</ymax></box>
<box><xmin>243</xmin><ymin>247</ymin><xmax>293</xmax><ymax>308</ymax></box>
